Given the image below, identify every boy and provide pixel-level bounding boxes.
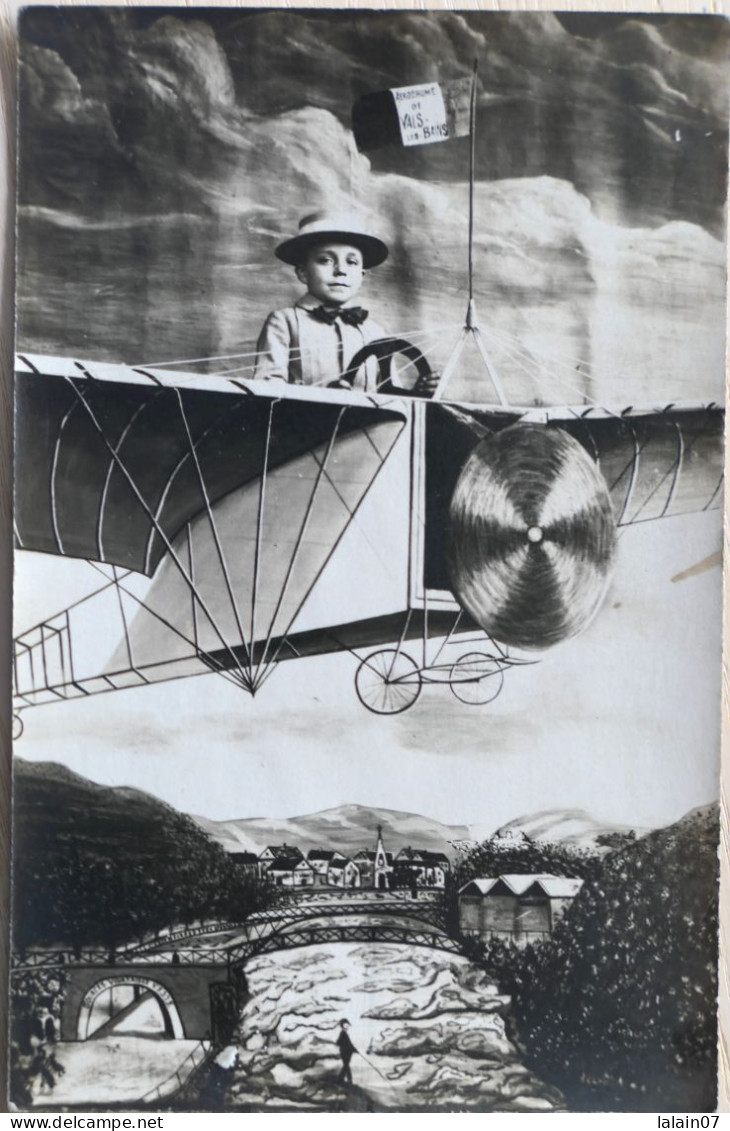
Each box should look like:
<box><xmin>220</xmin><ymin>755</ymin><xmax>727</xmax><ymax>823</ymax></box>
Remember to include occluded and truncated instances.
<box><xmin>254</xmin><ymin>211</ymin><xmax>435</xmax><ymax>395</ymax></box>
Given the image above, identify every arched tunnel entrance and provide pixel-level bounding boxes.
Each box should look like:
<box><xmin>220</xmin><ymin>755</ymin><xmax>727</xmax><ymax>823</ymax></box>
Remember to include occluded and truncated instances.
<box><xmin>77</xmin><ymin>976</ymin><xmax>185</xmax><ymax>1041</ymax></box>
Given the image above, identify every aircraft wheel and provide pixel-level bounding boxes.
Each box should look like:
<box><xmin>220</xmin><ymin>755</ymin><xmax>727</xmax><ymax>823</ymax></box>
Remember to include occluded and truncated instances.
<box><xmin>449</xmin><ymin>652</ymin><xmax>504</xmax><ymax>705</ymax></box>
<box><xmin>355</xmin><ymin>649</ymin><xmax>422</xmax><ymax>715</ymax></box>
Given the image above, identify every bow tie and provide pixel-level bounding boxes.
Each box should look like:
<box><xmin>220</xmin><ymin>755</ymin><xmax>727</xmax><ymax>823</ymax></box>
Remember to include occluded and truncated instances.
<box><xmin>310</xmin><ymin>305</ymin><xmax>369</xmax><ymax>327</ymax></box>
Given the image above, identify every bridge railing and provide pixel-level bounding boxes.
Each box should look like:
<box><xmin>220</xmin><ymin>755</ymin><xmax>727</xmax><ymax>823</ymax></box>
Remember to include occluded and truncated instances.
<box><xmin>287</xmin><ymin>888</ymin><xmax>441</xmax><ymax>905</ymax></box>
<box><xmin>12</xmin><ymin>948</ymin><xmax>232</xmax><ymax>970</ymax></box>
<box><xmin>245</xmin><ymin>894</ymin><xmax>441</xmax><ymax>926</ymax></box>
<box><xmin>12</xmin><ymin>893</ymin><xmax>456</xmax><ymax>971</ymax></box>
<box><xmin>126</xmin><ymin>949</ymin><xmax>231</xmax><ymax>967</ymax></box>
<box><xmin>12</xmin><ymin>948</ymin><xmax>114</xmax><ymax>971</ymax></box>
<box><xmin>246</xmin><ymin>922</ymin><xmax>464</xmax><ymax>959</ymax></box>
<box><xmin>121</xmin><ymin>920</ymin><xmax>247</xmax><ymax>956</ymax></box>
<box><xmin>139</xmin><ymin>1036</ymin><xmax>212</xmax><ymax>1104</ymax></box>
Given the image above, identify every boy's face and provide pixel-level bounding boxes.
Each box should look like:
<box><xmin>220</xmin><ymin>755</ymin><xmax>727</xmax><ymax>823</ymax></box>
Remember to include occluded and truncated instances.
<box><xmin>296</xmin><ymin>242</ymin><xmax>364</xmax><ymax>307</ymax></box>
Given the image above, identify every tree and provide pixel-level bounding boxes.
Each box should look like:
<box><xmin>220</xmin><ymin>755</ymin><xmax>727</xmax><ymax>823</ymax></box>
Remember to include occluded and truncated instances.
<box><xmin>12</xmin><ymin>761</ymin><xmax>284</xmax><ymax>958</ymax></box>
<box><xmin>595</xmin><ymin>830</ymin><xmax>637</xmax><ymax>851</ymax></box>
<box><xmin>454</xmin><ymin>835</ymin><xmax>602</xmax><ymax>886</ymax></box>
<box><xmin>485</xmin><ymin>807</ymin><xmax>719</xmax><ymax>1112</ymax></box>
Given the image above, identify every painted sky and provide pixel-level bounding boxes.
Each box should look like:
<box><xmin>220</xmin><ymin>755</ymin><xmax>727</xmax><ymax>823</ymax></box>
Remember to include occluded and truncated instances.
<box><xmin>15</xmin><ymin>9</ymin><xmax>728</xmax><ymax>402</ymax></box>
<box><xmin>13</xmin><ymin>9</ymin><xmax>726</xmax><ymax>832</ymax></box>
<box><xmin>18</xmin><ymin>8</ymin><xmax>729</xmax><ymax>230</ymax></box>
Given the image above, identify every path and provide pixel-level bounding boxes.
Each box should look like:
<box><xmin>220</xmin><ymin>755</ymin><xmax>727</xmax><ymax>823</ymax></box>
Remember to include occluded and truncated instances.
<box><xmin>25</xmin><ymin>1037</ymin><xmax>208</xmax><ymax>1107</ymax></box>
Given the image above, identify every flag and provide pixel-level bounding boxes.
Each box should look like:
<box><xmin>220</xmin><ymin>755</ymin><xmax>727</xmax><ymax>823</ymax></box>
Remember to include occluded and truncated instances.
<box><xmin>352</xmin><ymin>78</ymin><xmax>472</xmax><ymax>151</ymax></box>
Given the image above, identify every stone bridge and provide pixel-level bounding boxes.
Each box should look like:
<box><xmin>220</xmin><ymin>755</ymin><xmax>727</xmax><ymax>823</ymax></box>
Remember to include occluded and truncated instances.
<box><xmin>18</xmin><ymin>890</ymin><xmax>462</xmax><ymax>1044</ymax></box>
<box><xmin>56</xmin><ymin>964</ymin><xmax>229</xmax><ymax>1042</ymax></box>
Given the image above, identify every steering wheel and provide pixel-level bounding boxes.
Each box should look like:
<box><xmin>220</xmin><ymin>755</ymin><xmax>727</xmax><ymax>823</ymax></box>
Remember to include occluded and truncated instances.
<box><xmin>330</xmin><ymin>337</ymin><xmax>435</xmax><ymax>397</ymax></box>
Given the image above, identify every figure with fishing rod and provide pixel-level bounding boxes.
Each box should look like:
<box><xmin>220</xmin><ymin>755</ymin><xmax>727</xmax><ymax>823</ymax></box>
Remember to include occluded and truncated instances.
<box><xmin>334</xmin><ymin>1017</ymin><xmax>401</xmax><ymax>1103</ymax></box>
<box><xmin>336</xmin><ymin>1018</ymin><xmax>357</xmax><ymax>1087</ymax></box>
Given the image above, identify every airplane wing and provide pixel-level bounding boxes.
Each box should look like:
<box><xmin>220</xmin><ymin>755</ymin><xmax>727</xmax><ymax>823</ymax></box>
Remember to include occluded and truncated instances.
<box><xmin>13</xmin><ymin>354</ymin><xmax>722</xmax><ymax>713</ymax></box>
<box><xmin>14</xmin><ymin>353</ymin><xmax>411</xmax><ymax>699</ymax></box>
<box><xmin>569</xmin><ymin>405</ymin><xmax>724</xmax><ymax>527</ymax></box>
<box><xmin>431</xmin><ymin>398</ymin><xmax>724</xmax><ymax>527</ymax></box>
<box><xmin>14</xmin><ymin>354</ymin><xmax>408</xmax><ymax>574</ymax></box>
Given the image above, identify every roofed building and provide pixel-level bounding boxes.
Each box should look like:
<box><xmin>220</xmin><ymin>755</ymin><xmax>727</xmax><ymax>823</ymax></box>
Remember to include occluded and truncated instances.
<box><xmin>259</xmin><ymin>844</ymin><xmax>303</xmax><ymax>866</ymax></box>
<box><xmin>393</xmin><ymin>847</ymin><xmax>450</xmax><ymax>889</ymax></box>
<box><xmin>458</xmin><ymin>874</ymin><xmax>584</xmax><ymax>945</ymax></box>
<box><xmin>251</xmin><ymin>829</ymin><xmax>452</xmax><ymax>894</ymax></box>
<box><xmin>264</xmin><ymin>855</ymin><xmax>315</xmax><ymax>888</ymax></box>
<box><xmin>228</xmin><ymin>851</ymin><xmax>261</xmax><ymax>878</ymax></box>
<box><xmin>307</xmin><ymin>850</ymin><xmax>361</xmax><ymax>888</ymax></box>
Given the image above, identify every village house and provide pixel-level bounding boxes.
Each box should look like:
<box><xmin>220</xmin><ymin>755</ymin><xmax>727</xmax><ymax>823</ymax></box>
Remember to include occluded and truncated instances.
<box><xmin>458</xmin><ymin>874</ymin><xmax>584</xmax><ymax>945</ymax></box>
<box><xmin>307</xmin><ymin>850</ymin><xmax>361</xmax><ymax>888</ymax></box>
<box><xmin>393</xmin><ymin>847</ymin><xmax>450</xmax><ymax>890</ymax></box>
<box><xmin>263</xmin><ymin>853</ymin><xmax>315</xmax><ymax>888</ymax></box>
<box><xmin>259</xmin><ymin>844</ymin><xmax>303</xmax><ymax>869</ymax></box>
<box><xmin>257</xmin><ymin>845</ymin><xmax>314</xmax><ymax>887</ymax></box>
<box><xmin>250</xmin><ymin>829</ymin><xmax>451</xmax><ymax>893</ymax></box>
<box><xmin>228</xmin><ymin>851</ymin><xmax>260</xmax><ymax>878</ymax></box>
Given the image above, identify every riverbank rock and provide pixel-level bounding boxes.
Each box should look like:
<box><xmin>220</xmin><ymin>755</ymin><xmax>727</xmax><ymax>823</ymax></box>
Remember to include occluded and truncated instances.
<box><xmin>224</xmin><ymin>941</ymin><xmax>565</xmax><ymax>1111</ymax></box>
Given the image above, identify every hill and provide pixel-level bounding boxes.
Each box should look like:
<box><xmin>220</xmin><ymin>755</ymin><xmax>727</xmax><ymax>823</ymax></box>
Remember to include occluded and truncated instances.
<box><xmin>476</xmin><ymin>808</ymin><xmax>649</xmax><ymax>852</ymax></box>
<box><xmin>14</xmin><ymin>761</ymin><xmax>655</xmax><ymax>869</ymax></box>
<box><xmin>11</xmin><ymin>758</ymin><xmax>275</xmax><ymax>956</ymax></box>
<box><xmin>192</xmin><ymin>804</ymin><xmax>649</xmax><ymax>860</ymax></box>
<box><xmin>192</xmin><ymin>803</ymin><xmax>471</xmax><ymax>858</ymax></box>
<box><xmin>13</xmin><ymin>757</ymin><xmax>185</xmax><ymax>841</ymax></box>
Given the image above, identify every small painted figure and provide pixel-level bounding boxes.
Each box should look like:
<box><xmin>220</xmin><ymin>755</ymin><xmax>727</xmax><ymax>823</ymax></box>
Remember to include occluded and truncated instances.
<box><xmin>336</xmin><ymin>1018</ymin><xmax>357</xmax><ymax>1086</ymax></box>
<box><xmin>9</xmin><ymin>1043</ymin><xmax>34</xmax><ymax>1108</ymax></box>
<box><xmin>29</xmin><ymin>1040</ymin><xmax>65</xmax><ymax>1093</ymax></box>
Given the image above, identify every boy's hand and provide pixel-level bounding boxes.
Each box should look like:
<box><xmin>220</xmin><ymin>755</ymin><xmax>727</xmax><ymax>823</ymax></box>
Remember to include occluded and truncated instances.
<box><xmin>414</xmin><ymin>370</ymin><xmax>441</xmax><ymax>398</ymax></box>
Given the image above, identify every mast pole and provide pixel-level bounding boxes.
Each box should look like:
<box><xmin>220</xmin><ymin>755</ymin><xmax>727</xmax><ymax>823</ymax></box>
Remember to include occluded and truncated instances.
<box><xmin>433</xmin><ymin>58</ymin><xmax>509</xmax><ymax>406</ymax></box>
<box><xmin>467</xmin><ymin>57</ymin><xmax>478</xmax><ymax>316</ymax></box>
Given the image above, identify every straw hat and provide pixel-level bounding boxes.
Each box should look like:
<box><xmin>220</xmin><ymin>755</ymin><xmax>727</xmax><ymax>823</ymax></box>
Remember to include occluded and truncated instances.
<box><xmin>275</xmin><ymin>211</ymin><xmax>389</xmax><ymax>268</ymax></box>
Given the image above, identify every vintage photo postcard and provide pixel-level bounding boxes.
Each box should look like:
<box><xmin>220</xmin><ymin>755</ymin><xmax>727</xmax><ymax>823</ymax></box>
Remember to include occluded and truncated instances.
<box><xmin>8</xmin><ymin>6</ymin><xmax>726</xmax><ymax>1113</ymax></box>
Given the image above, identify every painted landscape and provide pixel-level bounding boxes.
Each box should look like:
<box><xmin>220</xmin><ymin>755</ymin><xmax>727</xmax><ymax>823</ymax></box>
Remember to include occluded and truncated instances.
<box><xmin>10</xmin><ymin>759</ymin><xmax>718</xmax><ymax>1112</ymax></box>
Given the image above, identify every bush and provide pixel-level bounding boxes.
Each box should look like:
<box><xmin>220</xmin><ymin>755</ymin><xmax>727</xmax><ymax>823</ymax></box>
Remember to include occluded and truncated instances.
<box><xmin>479</xmin><ymin>807</ymin><xmax>719</xmax><ymax>1112</ymax></box>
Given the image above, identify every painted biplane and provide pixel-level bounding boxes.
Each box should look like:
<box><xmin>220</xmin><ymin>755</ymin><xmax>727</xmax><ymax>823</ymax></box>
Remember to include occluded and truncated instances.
<box><xmin>12</xmin><ymin>319</ymin><xmax>724</xmax><ymax>732</ymax></box>
<box><xmin>11</xmin><ymin>70</ymin><xmax>725</xmax><ymax>730</ymax></box>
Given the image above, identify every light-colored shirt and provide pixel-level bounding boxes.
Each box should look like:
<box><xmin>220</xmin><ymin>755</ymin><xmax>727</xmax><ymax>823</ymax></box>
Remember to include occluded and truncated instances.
<box><xmin>254</xmin><ymin>293</ymin><xmax>389</xmax><ymax>391</ymax></box>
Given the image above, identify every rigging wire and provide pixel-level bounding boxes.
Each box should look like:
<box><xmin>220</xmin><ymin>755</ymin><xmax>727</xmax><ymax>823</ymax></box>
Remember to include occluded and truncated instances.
<box><xmin>203</xmin><ymin>325</ymin><xmax>455</xmax><ymax>385</ymax></box>
<box><xmin>174</xmin><ymin>387</ymin><xmax>253</xmax><ymax>677</ymax></box>
<box><xmin>132</xmin><ymin>323</ymin><xmax>462</xmax><ymax>371</ymax></box>
<box><xmin>467</xmin><ymin>58</ymin><xmax>478</xmax><ymax>306</ymax></box>
<box><xmin>620</xmin><ymin>414</ymin><xmax>721</xmax><ymax>528</ymax></box>
<box><xmin>477</xmin><ymin>324</ymin><xmax>625</xmax><ymax>418</ymax></box>
<box><xmin>60</xmin><ymin>373</ymin><xmax>256</xmax><ymax>693</ymax></box>
<box><xmin>86</xmin><ymin>566</ymin><xmax>250</xmax><ymax>692</ymax></box>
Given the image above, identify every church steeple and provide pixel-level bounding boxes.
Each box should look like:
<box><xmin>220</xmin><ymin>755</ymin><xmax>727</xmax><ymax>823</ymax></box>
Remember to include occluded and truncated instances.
<box><xmin>373</xmin><ymin>824</ymin><xmax>390</xmax><ymax>890</ymax></box>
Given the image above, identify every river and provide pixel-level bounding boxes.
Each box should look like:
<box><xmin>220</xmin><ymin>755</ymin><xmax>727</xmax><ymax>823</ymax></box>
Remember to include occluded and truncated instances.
<box><xmin>221</xmin><ymin>940</ymin><xmax>564</xmax><ymax>1112</ymax></box>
